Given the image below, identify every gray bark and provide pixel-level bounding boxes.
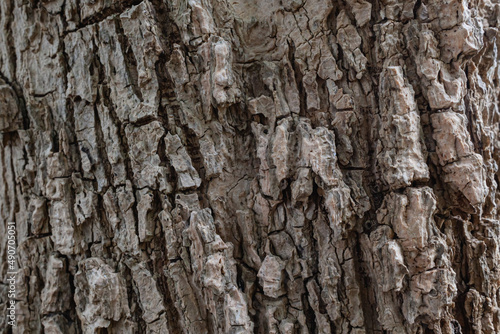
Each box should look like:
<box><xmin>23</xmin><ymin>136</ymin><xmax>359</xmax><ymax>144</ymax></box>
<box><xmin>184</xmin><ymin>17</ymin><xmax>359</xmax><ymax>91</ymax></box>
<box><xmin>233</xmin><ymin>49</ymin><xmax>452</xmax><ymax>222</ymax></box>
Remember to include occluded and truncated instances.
<box><xmin>0</xmin><ymin>0</ymin><xmax>499</xmax><ymax>333</ymax></box>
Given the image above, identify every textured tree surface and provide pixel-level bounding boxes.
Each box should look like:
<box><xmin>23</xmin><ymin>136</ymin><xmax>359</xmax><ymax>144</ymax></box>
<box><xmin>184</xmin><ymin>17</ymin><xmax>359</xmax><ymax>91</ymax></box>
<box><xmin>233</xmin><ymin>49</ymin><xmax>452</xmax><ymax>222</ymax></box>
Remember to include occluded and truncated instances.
<box><xmin>1</xmin><ymin>0</ymin><xmax>500</xmax><ymax>333</ymax></box>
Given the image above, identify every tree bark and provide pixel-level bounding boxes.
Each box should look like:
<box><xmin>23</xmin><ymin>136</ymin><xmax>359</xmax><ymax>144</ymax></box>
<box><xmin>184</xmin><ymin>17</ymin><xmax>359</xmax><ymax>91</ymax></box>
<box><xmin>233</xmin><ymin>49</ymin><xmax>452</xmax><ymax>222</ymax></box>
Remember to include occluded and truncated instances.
<box><xmin>1</xmin><ymin>0</ymin><xmax>499</xmax><ymax>333</ymax></box>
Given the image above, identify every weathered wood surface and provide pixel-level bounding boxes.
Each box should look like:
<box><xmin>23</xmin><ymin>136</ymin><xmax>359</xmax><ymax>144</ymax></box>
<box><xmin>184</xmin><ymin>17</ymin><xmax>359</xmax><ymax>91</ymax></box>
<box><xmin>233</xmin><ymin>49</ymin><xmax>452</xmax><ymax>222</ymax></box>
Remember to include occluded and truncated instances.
<box><xmin>0</xmin><ymin>0</ymin><xmax>499</xmax><ymax>333</ymax></box>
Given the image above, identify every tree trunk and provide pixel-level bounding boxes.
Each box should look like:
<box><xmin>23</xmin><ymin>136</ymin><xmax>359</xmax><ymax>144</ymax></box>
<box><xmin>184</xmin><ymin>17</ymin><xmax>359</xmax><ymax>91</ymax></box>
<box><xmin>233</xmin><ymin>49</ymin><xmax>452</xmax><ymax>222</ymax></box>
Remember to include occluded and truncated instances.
<box><xmin>1</xmin><ymin>0</ymin><xmax>499</xmax><ymax>333</ymax></box>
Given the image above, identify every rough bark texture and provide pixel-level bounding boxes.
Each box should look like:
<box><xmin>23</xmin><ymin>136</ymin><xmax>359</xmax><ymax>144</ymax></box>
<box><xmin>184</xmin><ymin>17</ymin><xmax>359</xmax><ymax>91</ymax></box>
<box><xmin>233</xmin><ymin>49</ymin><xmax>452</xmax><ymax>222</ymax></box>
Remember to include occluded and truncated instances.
<box><xmin>1</xmin><ymin>0</ymin><xmax>500</xmax><ymax>333</ymax></box>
